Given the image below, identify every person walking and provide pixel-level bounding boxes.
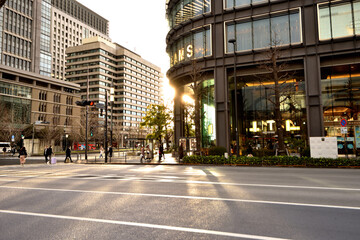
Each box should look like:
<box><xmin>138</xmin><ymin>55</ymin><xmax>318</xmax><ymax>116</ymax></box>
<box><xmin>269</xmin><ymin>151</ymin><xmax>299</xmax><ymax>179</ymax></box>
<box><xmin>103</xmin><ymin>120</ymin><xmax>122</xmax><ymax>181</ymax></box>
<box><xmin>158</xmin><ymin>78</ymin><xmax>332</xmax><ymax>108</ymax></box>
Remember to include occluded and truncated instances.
<box><xmin>178</xmin><ymin>143</ymin><xmax>184</xmax><ymax>162</ymax></box>
<box><xmin>140</xmin><ymin>146</ymin><xmax>145</xmax><ymax>163</ymax></box>
<box><xmin>109</xmin><ymin>146</ymin><xmax>113</xmax><ymax>158</ymax></box>
<box><xmin>2</xmin><ymin>146</ymin><xmax>6</xmax><ymax>156</ymax></box>
<box><xmin>46</xmin><ymin>145</ymin><xmax>53</xmax><ymax>165</ymax></box>
<box><xmin>18</xmin><ymin>147</ymin><xmax>27</xmax><ymax>167</ymax></box>
<box><xmin>44</xmin><ymin>145</ymin><xmax>48</xmax><ymax>164</ymax></box>
<box><xmin>159</xmin><ymin>144</ymin><xmax>164</xmax><ymax>162</ymax></box>
<box><xmin>99</xmin><ymin>146</ymin><xmax>104</xmax><ymax>158</ymax></box>
<box><xmin>64</xmin><ymin>147</ymin><xmax>73</xmax><ymax>163</ymax></box>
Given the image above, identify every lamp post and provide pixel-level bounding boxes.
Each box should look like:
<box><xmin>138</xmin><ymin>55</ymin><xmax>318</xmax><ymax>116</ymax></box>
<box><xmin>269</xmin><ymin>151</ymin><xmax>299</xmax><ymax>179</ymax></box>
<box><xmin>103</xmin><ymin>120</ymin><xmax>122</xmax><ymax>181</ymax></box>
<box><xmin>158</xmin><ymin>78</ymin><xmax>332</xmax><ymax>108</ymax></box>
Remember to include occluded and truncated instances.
<box><xmin>228</xmin><ymin>38</ymin><xmax>239</xmax><ymax>156</ymax></box>
<box><xmin>110</xmin><ymin>86</ymin><xmax>114</xmax><ymax>162</ymax></box>
<box><xmin>65</xmin><ymin>134</ymin><xmax>68</xmax><ymax>150</ymax></box>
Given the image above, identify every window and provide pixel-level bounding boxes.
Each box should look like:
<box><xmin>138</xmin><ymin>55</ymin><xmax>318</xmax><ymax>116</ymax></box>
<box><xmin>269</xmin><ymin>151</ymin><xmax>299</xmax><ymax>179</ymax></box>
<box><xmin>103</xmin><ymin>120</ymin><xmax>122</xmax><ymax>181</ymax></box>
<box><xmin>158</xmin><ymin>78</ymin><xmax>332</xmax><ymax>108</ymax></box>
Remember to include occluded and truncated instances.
<box><xmin>319</xmin><ymin>1</ymin><xmax>360</xmax><ymax>40</ymax></box>
<box><xmin>226</xmin><ymin>10</ymin><xmax>302</xmax><ymax>53</ymax></box>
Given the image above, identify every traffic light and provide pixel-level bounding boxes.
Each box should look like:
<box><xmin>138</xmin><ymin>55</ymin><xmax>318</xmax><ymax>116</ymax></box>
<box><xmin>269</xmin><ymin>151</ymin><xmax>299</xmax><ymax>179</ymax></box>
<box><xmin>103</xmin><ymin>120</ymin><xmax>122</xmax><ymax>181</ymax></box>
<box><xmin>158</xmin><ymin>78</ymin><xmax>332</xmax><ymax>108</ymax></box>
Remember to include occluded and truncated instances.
<box><xmin>75</xmin><ymin>100</ymin><xmax>94</xmax><ymax>106</ymax></box>
<box><xmin>90</xmin><ymin>127</ymin><xmax>94</xmax><ymax>137</ymax></box>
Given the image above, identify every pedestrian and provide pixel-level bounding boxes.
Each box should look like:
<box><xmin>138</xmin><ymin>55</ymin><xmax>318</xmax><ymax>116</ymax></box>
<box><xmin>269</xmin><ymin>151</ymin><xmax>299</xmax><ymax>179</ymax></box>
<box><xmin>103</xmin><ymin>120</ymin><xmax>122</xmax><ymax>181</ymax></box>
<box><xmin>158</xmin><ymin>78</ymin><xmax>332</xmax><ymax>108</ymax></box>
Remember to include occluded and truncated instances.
<box><xmin>2</xmin><ymin>146</ymin><xmax>6</xmax><ymax>156</ymax></box>
<box><xmin>18</xmin><ymin>146</ymin><xmax>27</xmax><ymax>167</ymax></box>
<box><xmin>64</xmin><ymin>147</ymin><xmax>73</xmax><ymax>163</ymax></box>
<box><xmin>44</xmin><ymin>145</ymin><xmax>48</xmax><ymax>164</ymax></box>
<box><xmin>109</xmin><ymin>146</ymin><xmax>113</xmax><ymax>158</ymax></box>
<box><xmin>178</xmin><ymin>143</ymin><xmax>184</xmax><ymax>161</ymax></box>
<box><xmin>140</xmin><ymin>146</ymin><xmax>145</xmax><ymax>163</ymax></box>
<box><xmin>46</xmin><ymin>145</ymin><xmax>53</xmax><ymax>165</ymax></box>
<box><xmin>11</xmin><ymin>146</ymin><xmax>16</xmax><ymax>156</ymax></box>
<box><xmin>99</xmin><ymin>146</ymin><xmax>104</xmax><ymax>158</ymax></box>
<box><xmin>145</xmin><ymin>145</ymin><xmax>151</xmax><ymax>161</ymax></box>
<box><xmin>159</xmin><ymin>143</ymin><xmax>164</xmax><ymax>161</ymax></box>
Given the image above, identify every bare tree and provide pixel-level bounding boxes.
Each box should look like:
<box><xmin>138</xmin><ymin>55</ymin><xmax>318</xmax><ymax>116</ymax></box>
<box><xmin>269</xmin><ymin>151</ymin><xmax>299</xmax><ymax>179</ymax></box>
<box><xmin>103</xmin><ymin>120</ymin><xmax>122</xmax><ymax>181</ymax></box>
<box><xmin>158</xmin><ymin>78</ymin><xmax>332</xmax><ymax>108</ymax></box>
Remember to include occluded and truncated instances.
<box><xmin>257</xmin><ymin>42</ymin><xmax>298</xmax><ymax>155</ymax></box>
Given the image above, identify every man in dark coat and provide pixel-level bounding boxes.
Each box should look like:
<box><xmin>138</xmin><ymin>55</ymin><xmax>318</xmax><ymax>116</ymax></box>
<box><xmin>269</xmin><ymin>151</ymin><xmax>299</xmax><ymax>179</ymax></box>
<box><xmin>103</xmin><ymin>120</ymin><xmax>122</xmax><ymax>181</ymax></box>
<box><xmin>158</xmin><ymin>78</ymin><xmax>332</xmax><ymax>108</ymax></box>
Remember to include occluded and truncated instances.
<box><xmin>64</xmin><ymin>147</ymin><xmax>73</xmax><ymax>163</ymax></box>
<box><xmin>46</xmin><ymin>145</ymin><xmax>53</xmax><ymax>164</ymax></box>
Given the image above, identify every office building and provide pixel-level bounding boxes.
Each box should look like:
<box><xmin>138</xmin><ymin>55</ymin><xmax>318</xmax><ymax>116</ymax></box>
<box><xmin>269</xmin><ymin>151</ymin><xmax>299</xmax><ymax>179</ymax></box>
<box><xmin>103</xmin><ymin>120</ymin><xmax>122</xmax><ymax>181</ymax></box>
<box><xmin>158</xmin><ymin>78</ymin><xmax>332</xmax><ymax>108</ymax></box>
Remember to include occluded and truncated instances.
<box><xmin>66</xmin><ymin>37</ymin><xmax>163</xmax><ymax>145</ymax></box>
<box><xmin>166</xmin><ymin>0</ymin><xmax>360</xmax><ymax>155</ymax></box>
<box><xmin>0</xmin><ymin>64</ymin><xmax>81</xmax><ymax>150</ymax></box>
<box><xmin>0</xmin><ymin>0</ymin><xmax>110</xmax><ymax>79</ymax></box>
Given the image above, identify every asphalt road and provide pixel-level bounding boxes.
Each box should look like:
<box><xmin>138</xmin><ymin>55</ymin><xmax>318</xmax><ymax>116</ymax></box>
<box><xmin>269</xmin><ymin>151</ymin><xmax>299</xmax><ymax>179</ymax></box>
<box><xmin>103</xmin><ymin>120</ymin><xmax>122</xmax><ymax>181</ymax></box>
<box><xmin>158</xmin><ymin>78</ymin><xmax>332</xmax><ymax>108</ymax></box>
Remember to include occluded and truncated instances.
<box><xmin>0</xmin><ymin>164</ymin><xmax>359</xmax><ymax>240</ymax></box>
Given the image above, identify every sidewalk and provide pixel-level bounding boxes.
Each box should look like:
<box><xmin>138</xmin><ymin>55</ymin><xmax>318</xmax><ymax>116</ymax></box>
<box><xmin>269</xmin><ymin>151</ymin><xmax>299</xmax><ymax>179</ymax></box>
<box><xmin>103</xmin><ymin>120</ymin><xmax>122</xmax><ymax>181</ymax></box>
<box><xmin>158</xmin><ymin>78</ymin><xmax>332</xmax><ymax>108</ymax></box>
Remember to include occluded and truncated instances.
<box><xmin>84</xmin><ymin>153</ymin><xmax>180</xmax><ymax>165</ymax></box>
<box><xmin>0</xmin><ymin>153</ymin><xmax>180</xmax><ymax>165</ymax></box>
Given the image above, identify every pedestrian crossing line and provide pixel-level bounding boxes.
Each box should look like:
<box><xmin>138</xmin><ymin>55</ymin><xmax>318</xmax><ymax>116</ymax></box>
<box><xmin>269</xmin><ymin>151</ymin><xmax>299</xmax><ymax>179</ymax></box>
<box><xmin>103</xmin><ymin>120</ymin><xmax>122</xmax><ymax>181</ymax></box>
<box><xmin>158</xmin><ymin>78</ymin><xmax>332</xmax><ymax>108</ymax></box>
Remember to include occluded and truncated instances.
<box><xmin>1</xmin><ymin>186</ymin><xmax>360</xmax><ymax>211</ymax></box>
<box><xmin>0</xmin><ymin>209</ymin><xmax>289</xmax><ymax>240</ymax></box>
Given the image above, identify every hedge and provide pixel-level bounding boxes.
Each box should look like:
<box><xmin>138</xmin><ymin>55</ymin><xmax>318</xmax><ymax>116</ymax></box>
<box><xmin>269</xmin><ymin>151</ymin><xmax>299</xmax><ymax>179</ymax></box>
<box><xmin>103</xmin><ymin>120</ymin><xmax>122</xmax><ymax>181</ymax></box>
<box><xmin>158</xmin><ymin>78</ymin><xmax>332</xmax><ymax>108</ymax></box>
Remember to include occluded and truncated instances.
<box><xmin>182</xmin><ymin>155</ymin><xmax>360</xmax><ymax>167</ymax></box>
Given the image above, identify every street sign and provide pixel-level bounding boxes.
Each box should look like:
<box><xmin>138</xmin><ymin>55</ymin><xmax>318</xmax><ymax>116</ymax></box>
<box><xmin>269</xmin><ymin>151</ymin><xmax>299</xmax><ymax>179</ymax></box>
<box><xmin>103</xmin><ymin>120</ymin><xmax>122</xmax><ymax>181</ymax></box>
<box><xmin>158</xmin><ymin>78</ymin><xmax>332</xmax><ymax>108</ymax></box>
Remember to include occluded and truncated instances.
<box><xmin>341</xmin><ymin>127</ymin><xmax>348</xmax><ymax>134</ymax></box>
<box><xmin>340</xmin><ymin>119</ymin><xmax>347</xmax><ymax>127</ymax></box>
<box><xmin>96</xmin><ymin>103</ymin><xmax>105</xmax><ymax>109</ymax></box>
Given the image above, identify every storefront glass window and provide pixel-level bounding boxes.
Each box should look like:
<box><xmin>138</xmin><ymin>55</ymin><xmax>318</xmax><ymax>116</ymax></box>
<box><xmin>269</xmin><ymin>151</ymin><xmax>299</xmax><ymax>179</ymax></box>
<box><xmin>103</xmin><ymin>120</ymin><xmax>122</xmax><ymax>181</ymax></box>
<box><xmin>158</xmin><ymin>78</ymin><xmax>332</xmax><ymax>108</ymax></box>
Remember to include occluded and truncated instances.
<box><xmin>228</xmin><ymin>71</ymin><xmax>307</xmax><ymax>155</ymax></box>
<box><xmin>321</xmin><ymin>64</ymin><xmax>360</xmax><ymax>155</ymax></box>
<box><xmin>201</xmin><ymin>79</ymin><xmax>216</xmax><ymax>147</ymax></box>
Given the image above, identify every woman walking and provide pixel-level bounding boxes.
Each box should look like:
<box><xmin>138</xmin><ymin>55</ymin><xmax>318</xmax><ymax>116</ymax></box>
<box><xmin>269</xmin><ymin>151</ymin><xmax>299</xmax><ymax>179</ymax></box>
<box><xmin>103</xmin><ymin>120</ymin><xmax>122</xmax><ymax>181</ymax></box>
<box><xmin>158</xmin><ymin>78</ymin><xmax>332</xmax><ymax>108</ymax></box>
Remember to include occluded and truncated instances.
<box><xmin>99</xmin><ymin>146</ymin><xmax>104</xmax><ymax>158</ymax></box>
<box><xmin>19</xmin><ymin>147</ymin><xmax>28</xmax><ymax>167</ymax></box>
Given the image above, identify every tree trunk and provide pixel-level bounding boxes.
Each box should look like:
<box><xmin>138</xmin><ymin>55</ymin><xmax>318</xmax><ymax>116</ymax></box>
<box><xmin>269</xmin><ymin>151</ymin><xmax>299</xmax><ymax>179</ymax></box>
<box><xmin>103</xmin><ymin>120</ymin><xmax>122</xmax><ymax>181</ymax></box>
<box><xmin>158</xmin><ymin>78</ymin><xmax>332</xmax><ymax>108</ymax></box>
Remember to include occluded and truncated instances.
<box><xmin>272</xmin><ymin>53</ymin><xmax>286</xmax><ymax>154</ymax></box>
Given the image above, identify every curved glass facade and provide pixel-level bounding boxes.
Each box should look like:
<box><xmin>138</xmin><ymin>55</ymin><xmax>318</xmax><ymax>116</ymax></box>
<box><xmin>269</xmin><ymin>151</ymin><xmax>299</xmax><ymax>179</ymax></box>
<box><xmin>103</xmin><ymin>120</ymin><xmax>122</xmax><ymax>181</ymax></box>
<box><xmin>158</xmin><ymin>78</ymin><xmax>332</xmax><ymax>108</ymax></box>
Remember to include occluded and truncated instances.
<box><xmin>225</xmin><ymin>0</ymin><xmax>280</xmax><ymax>9</ymax></box>
<box><xmin>169</xmin><ymin>27</ymin><xmax>212</xmax><ymax>67</ymax></box>
<box><xmin>167</xmin><ymin>0</ymin><xmax>211</xmax><ymax>28</ymax></box>
<box><xmin>226</xmin><ymin>10</ymin><xmax>302</xmax><ymax>53</ymax></box>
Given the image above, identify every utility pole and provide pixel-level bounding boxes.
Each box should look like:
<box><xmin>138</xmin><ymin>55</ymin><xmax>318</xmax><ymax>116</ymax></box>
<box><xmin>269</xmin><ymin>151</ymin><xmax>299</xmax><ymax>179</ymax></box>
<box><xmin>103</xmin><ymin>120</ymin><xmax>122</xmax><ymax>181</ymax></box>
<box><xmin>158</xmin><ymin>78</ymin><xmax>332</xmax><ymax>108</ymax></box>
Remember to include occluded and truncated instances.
<box><xmin>229</xmin><ymin>39</ymin><xmax>239</xmax><ymax>156</ymax></box>
<box><xmin>85</xmin><ymin>67</ymin><xmax>89</xmax><ymax>161</ymax></box>
<box><xmin>105</xmin><ymin>90</ymin><xmax>108</xmax><ymax>163</ymax></box>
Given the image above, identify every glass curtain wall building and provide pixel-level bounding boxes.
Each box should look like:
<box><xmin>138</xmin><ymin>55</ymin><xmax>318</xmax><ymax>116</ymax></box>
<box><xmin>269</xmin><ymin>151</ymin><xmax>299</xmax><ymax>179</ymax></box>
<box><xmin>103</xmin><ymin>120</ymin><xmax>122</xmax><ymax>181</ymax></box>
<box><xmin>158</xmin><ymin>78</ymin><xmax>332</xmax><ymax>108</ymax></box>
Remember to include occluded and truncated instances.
<box><xmin>166</xmin><ymin>0</ymin><xmax>360</xmax><ymax>156</ymax></box>
<box><xmin>0</xmin><ymin>0</ymin><xmax>110</xmax><ymax>79</ymax></box>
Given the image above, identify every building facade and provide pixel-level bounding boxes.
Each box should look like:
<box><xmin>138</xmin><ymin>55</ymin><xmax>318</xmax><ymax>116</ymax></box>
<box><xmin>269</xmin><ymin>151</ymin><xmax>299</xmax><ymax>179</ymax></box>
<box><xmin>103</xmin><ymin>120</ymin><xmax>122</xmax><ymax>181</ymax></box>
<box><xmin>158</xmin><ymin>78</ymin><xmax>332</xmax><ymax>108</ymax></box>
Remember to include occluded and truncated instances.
<box><xmin>166</xmin><ymin>0</ymin><xmax>360</xmax><ymax>155</ymax></box>
<box><xmin>66</xmin><ymin>37</ymin><xmax>163</xmax><ymax>145</ymax></box>
<box><xmin>0</xmin><ymin>0</ymin><xmax>109</xmax><ymax>79</ymax></box>
<box><xmin>0</xmin><ymin>64</ymin><xmax>81</xmax><ymax>150</ymax></box>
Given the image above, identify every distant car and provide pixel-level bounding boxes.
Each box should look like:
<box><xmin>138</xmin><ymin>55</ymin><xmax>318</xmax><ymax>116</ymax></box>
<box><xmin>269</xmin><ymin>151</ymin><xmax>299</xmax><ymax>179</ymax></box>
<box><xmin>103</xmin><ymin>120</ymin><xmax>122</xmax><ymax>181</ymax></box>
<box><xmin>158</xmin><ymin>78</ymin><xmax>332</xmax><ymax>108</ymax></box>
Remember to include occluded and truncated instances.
<box><xmin>0</xmin><ymin>142</ymin><xmax>11</xmax><ymax>152</ymax></box>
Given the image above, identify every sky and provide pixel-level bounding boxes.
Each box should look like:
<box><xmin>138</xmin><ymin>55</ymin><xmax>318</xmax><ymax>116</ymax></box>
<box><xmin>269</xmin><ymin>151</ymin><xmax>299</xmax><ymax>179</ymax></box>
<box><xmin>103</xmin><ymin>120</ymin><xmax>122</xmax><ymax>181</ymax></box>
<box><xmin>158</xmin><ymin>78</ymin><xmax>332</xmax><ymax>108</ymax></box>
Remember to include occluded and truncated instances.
<box><xmin>76</xmin><ymin>0</ymin><xmax>174</xmax><ymax>100</ymax></box>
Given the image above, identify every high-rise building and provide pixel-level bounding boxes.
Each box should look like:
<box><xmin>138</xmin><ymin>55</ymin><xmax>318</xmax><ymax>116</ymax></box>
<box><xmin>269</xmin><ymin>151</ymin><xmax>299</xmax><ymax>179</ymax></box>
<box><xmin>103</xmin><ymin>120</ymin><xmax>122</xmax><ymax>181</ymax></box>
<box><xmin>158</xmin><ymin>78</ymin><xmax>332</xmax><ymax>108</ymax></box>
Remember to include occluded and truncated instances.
<box><xmin>166</xmin><ymin>0</ymin><xmax>360</xmax><ymax>155</ymax></box>
<box><xmin>0</xmin><ymin>0</ymin><xmax>110</xmax><ymax>79</ymax></box>
<box><xmin>51</xmin><ymin>0</ymin><xmax>110</xmax><ymax>80</ymax></box>
<box><xmin>66</xmin><ymin>37</ymin><xmax>163</xmax><ymax>143</ymax></box>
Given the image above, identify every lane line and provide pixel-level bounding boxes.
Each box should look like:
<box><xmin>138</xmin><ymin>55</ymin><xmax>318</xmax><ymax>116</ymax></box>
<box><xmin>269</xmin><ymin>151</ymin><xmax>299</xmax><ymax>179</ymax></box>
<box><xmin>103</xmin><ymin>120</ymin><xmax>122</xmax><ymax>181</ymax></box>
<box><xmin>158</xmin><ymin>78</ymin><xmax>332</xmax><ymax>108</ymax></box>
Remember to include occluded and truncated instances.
<box><xmin>1</xmin><ymin>186</ymin><xmax>360</xmax><ymax>211</ymax></box>
<box><xmin>2</xmin><ymin>173</ymin><xmax>360</xmax><ymax>192</ymax></box>
<box><xmin>0</xmin><ymin>209</ymin><xmax>288</xmax><ymax>240</ymax></box>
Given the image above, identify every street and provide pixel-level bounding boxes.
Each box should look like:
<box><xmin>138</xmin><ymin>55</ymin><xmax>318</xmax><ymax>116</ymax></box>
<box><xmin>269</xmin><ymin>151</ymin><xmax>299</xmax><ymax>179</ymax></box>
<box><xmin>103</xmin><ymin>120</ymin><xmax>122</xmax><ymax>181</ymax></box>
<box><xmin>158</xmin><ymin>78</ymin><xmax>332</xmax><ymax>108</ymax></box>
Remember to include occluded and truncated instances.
<box><xmin>0</xmin><ymin>164</ymin><xmax>359</xmax><ymax>239</ymax></box>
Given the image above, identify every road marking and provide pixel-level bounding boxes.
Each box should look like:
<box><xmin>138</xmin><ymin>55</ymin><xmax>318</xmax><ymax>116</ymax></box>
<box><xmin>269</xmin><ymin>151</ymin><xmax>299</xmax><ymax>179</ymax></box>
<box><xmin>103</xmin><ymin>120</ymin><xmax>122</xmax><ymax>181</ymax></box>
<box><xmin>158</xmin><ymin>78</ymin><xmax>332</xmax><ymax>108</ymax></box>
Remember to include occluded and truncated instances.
<box><xmin>2</xmin><ymin>171</ymin><xmax>360</xmax><ymax>192</ymax></box>
<box><xmin>1</xmin><ymin>186</ymin><xmax>360</xmax><ymax>211</ymax></box>
<box><xmin>0</xmin><ymin>209</ymin><xmax>288</xmax><ymax>240</ymax></box>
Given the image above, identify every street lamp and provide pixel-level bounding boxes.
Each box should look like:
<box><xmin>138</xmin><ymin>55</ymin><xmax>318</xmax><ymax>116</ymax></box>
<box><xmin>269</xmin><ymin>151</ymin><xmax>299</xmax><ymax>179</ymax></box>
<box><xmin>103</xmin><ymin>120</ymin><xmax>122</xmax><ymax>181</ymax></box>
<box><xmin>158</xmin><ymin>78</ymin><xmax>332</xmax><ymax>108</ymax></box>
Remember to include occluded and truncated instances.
<box><xmin>228</xmin><ymin>38</ymin><xmax>239</xmax><ymax>156</ymax></box>
<box><xmin>65</xmin><ymin>134</ymin><xmax>69</xmax><ymax>150</ymax></box>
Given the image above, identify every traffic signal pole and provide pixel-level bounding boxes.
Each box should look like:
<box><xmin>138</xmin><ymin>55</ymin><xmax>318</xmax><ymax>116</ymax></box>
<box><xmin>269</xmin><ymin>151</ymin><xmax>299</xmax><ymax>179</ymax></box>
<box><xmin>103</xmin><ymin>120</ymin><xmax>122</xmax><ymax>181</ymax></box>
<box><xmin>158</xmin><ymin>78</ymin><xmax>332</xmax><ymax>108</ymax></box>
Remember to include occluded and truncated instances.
<box><xmin>85</xmin><ymin>72</ymin><xmax>89</xmax><ymax>161</ymax></box>
<box><xmin>105</xmin><ymin>91</ymin><xmax>108</xmax><ymax>163</ymax></box>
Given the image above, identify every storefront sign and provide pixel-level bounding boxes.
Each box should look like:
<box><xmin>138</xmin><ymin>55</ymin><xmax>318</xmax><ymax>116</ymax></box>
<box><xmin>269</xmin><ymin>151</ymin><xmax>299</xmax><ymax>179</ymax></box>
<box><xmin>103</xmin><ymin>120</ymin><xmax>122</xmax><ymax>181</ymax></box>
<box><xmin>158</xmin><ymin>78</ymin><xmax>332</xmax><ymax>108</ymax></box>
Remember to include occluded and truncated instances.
<box><xmin>341</xmin><ymin>127</ymin><xmax>348</xmax><ymax>134</ymax></box>
<box><xmin>355</xmin><ymin>126</ymin><xmax>360</xmax><ymax>149</ymax></box>
<box><xmin>310</xmin><ymin>137</ymin><xmax>338</xmax><ymax>159</ymax></box>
